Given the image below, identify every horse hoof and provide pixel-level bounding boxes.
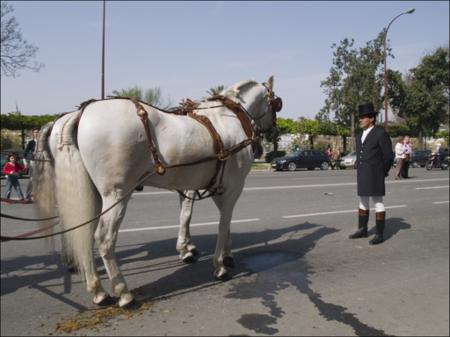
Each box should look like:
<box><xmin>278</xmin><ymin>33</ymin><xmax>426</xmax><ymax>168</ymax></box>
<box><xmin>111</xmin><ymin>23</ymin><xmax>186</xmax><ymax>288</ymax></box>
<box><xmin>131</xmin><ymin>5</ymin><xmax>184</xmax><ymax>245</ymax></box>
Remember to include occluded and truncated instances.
<box><xmin>214</xmin><ymin>267</ymin><xmax>232</xmax><ymax>281</ymax></box>
<box><xmin>118</xmin><ymin>293</ymin><xmax>135</xmax><ymax>308</ymax></box>
<box><xmin>181</xmin><ymin>251</ymin><xmax>196</xmax><ymax>264</ymax></box>
<box><xmin>189</xmin><ymin>247</ymin><xmax>200</xmax><ymax>256</ymax></box>
<box><xmin>223</xmin><ymin>256</ymin><xmax>235</xmax><ymax>268</ymax></box>
<box><xmin>93</xmin><ymin>293</ymin><xmax>116</xmax><ymax>306</ymax></box>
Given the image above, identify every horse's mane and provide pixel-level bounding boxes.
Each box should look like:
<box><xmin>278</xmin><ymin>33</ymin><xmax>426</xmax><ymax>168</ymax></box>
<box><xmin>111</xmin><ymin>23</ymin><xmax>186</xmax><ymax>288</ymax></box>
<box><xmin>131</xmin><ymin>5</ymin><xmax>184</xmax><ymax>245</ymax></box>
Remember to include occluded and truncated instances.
<box><xmin>223</xmin><ymin>80</ymin><xmax>258</xmax><ymax>98</ymax></box>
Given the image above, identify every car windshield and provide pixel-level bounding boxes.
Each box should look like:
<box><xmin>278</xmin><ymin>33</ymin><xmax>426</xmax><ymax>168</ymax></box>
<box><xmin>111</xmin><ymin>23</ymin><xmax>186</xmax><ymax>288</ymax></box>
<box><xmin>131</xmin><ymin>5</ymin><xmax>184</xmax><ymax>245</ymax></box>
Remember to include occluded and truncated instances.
<box><xmin>292</xmin><ymin>150</ymin><xmax>303</xmax><ymax>156</ymax></box>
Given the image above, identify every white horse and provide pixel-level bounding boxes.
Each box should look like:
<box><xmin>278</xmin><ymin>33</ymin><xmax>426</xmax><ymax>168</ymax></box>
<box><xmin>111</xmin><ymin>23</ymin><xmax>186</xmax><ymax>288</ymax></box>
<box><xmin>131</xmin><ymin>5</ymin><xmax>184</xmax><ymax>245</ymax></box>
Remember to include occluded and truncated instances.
<box><xmin>33</xmin><ymin>77</ymin><xmax>281</xmax><ymax>307</ymax></box>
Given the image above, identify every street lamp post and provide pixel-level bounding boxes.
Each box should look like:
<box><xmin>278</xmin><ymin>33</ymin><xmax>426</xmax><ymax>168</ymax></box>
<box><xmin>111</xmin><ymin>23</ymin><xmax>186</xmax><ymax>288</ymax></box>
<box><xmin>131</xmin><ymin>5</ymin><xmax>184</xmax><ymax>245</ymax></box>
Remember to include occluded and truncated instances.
<box><xmin>383</xmin><ymin>8</ymin><xmax>415</xmax><ymax>131</ymax></box>
<box><xmin>101</xmin><ymin>0</ymin><xmax>106</xmax><ymax>99</ymax></box>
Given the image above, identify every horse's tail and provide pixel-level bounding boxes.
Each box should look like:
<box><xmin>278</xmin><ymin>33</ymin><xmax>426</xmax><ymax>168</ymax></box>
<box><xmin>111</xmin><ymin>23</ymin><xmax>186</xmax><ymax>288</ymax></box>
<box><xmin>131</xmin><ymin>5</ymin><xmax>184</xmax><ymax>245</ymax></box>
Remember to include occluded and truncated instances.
<box><xmin>53</xmin><ymin>111</ymin><xmax>101</xmax><ymax>279</ymax></box>
<box><xmin>33</xmin><ymin>122</ymin><xmax>58</xmax><ymax>250</ymax></box>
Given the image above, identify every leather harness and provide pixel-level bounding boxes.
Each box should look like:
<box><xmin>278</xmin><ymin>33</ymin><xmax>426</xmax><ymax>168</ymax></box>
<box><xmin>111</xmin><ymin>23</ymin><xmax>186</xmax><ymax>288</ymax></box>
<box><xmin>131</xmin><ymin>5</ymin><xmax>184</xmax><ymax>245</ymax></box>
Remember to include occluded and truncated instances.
<box><xmin>72</xmin><ymin>95</ymin><xmax>262</xmax><ymax>198</ymax></box>
<box><xmin>131</xmin><ymin>95</ymin><xmax>259</xmax><ymax>198</ymax></box>
<box><xmin>131</xmin><ymin>95</ymin><xmax>257</xmax><ymax>174</ymax></box>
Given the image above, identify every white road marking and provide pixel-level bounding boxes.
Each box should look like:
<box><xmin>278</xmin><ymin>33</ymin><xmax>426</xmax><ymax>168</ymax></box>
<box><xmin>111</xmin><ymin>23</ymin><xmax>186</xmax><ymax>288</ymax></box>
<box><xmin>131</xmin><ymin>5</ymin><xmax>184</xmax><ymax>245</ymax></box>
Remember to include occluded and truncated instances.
<box><xmin>132</xmin><ymin>178</ymin><xmax>449</xmax><ymax>196</ymax></box>
<box><xmin>119</xmin><ymin>218</ymin><xmax>260</xmax><ymax>233</ymax></box>
<box><xmin>432</xmin><ymin>201</ymin><xmax>449</xmax><ymax>204</ymax></box>
<box><xmin>282</xmin><ymin>205</ymin><xmax>408</xmax><ymax>219</ymax></box>
<box><xmin>415</xmin><ymin>186</ymin><xmax>449</xmax><ymax>190</ymax></box>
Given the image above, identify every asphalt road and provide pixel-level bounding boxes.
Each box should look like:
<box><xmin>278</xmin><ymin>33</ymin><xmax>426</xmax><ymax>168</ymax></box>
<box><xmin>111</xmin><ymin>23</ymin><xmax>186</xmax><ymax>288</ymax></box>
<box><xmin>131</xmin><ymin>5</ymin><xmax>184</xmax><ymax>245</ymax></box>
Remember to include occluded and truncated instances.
<box><xmin>1</xmin><ymin>168</ymin><xmax>449</xmax><ymax>336</ymax></box>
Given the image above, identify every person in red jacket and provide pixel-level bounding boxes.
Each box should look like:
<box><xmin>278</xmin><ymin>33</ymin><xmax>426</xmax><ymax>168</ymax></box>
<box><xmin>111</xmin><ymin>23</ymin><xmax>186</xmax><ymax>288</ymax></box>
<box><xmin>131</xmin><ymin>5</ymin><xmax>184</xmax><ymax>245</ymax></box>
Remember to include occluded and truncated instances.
<box><xmin>2</xmin><ymin>154</ymin><xmax>27</xmax><ymax>200</ymax></box>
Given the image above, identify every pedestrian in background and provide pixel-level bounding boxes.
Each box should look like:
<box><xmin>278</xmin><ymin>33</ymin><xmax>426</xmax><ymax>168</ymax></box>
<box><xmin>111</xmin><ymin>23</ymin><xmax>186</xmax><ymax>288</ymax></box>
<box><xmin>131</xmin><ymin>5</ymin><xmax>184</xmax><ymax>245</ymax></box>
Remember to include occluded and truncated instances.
<box><xmin>2</xmin><ymin>154</ymin><xmax>27</xmax><ymax>200</ymax></box>
<box><xmin>402</xmin><ymin>136</ymin><xmax>413</xmax><ymax>179</ymax></box>
<box><xmin>325</xmin><ymin>144</ymin><xmax>333</xmax><ymax>169</ymax></box>
<box><xmin>24</xmin><ymin>127</ymin><xmax>39</xmax><ymax>201</ymax></box>
<box><xmin>394</xmin><ymin>136</ymin><xmax>405</xmax><ymax>180</ymax></box>
<box><xmin>349</xmin><ymin>103</ymin><xmax>394</xmax><ymax>245</ymax></box>
<box><xmin>330</xmin><ymin>146</ymin><xmax>341</xmax><ymax>170</ymax></box>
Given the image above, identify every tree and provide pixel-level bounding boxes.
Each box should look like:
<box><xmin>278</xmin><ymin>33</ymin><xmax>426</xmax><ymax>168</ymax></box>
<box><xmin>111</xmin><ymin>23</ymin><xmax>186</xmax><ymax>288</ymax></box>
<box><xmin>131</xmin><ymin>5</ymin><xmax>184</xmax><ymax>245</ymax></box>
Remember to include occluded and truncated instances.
<box><xmin>111</xmin><ymin>85</ymin><xmax>171</xmax><ymax>108</ymax></box>
<box><xmin>1</xmin><ymin>1</ymin><xmax>43</xmax><ymax>76</ymax></box>
<box><xmin>206</xmin><ymin>85</ymin><xmax>225</xmax><ymax>96</ymax></box>
<box><xmin>276</xmin><ymin>117</ymin><xmax>297</xmax><ymax>134</ymax></box>
<box><xmin>0</xmin><ymin>112</ymin><xmax>55</xmax><ymax>130</ymax></box>
<box><xmin>398</xmin><ymin>47</ymin><xmax>449</xmax><ymax>138</ymax></box>
<box><xmin>296</xmin><ymin>118</ymin><xmax>321</xmax><ymax>149</ymax></box>
<box><xmin>319</xmin><ymin>32</ymin><xmax>390</xmax><ymax>147</ymax></box>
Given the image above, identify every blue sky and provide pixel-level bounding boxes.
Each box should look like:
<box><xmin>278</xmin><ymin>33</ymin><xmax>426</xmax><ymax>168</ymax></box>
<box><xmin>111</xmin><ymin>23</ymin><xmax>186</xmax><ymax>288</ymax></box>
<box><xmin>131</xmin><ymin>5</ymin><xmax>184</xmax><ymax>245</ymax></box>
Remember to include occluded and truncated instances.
<box><xmin>1</xmin><ymin>1</ymin><xmax>449</xmax><ymax>120</ymax></box>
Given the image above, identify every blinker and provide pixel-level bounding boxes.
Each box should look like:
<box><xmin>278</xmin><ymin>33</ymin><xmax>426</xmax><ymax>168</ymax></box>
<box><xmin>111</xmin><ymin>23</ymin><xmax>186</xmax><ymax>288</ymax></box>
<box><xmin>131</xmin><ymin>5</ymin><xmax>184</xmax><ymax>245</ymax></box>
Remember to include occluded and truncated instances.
<box><xmin>272</xmin><ymin>97</ymin><xmax>283</xmax><ymax>112</ymax></box>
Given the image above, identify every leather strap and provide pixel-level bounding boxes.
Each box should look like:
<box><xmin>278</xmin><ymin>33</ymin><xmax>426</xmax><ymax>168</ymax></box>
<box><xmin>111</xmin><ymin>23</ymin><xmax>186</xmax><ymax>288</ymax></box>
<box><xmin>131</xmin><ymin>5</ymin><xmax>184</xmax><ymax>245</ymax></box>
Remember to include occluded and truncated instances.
<box><xmin>132</xmin><ymin>99</ymin><xmax>166</xmax><ymax>175</ymax></box>
<box><xmin>209</xmin><ymin>95</ymin><xmax>254</xmax><ymax>139</ymax></box>
<box><xmin>188</xmin><ymin>112</ymin><xmax>225</xmax><ymax>157</ymax></box>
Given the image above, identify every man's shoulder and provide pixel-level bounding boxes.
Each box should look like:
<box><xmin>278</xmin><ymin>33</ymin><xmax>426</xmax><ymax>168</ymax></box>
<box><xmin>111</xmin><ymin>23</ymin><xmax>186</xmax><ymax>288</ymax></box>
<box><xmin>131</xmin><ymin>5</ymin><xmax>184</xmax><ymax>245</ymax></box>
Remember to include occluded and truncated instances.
<box><xmin>372</xmin><ymin>126</ymin><xmax>390</xmax><ymax>137</ymax></box>
<box><xmin>373</xmin><ymin>126</ymin><xmax>385</xmax><ymax>133</ymax></box>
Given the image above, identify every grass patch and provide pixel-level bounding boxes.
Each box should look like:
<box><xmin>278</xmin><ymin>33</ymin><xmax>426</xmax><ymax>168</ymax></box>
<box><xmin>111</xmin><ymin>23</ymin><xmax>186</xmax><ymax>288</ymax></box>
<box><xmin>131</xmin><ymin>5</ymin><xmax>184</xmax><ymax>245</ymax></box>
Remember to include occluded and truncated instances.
<box><xmin>251</xmin><ymin>162</ymin><xmax>271</xmax><ymax>170</ymax></box>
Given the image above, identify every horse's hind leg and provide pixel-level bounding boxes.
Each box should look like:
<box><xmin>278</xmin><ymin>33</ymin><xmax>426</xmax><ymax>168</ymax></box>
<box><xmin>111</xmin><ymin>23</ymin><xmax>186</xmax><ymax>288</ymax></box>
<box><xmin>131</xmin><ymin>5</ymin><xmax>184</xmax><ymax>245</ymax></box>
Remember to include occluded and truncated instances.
<box><xmin>95</xmin><ymin>195</ymin><xmax>134</xmax><ymax>307</ymax></box>
<box><xmin>176</xmin><ymin>190</ymin><xmax>199</xmax><ymax>263</ymax></box>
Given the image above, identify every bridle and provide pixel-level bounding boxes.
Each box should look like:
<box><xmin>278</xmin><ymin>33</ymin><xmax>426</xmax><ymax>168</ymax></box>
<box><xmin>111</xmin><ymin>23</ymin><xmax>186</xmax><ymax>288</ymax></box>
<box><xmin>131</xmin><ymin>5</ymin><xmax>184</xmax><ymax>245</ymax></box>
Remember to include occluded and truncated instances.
<box><xmin>258</xmin><ymin>82</ymin><xmax>283</xmax><ymax>132</ymax></box>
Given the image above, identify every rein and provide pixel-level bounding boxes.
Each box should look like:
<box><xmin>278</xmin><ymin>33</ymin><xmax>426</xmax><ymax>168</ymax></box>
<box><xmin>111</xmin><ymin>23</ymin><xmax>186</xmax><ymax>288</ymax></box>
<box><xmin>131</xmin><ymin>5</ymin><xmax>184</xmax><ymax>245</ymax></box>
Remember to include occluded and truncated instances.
<box><xmin>0</xmin><ymin>170</ymin><xmax>157</xmax><ymax>242</ymax></box>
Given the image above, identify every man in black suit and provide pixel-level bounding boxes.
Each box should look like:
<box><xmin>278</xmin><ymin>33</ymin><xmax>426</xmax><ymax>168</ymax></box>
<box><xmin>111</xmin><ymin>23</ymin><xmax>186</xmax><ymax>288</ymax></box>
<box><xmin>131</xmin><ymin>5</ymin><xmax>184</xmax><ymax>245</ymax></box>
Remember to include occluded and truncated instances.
<box><xmin>349</xmin><ymin>103</ymin><xmax>394</xmax><ymax>245</ymax></box>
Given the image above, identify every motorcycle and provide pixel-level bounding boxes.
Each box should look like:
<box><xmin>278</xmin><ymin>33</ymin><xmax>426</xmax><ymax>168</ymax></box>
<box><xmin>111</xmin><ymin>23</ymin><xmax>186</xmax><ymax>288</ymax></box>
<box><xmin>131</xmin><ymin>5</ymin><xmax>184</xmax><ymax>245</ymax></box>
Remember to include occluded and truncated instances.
<box><xmin>426</xmin><ymin>152</ymin><xmax>449</xmax><ymax>170</ymax></box>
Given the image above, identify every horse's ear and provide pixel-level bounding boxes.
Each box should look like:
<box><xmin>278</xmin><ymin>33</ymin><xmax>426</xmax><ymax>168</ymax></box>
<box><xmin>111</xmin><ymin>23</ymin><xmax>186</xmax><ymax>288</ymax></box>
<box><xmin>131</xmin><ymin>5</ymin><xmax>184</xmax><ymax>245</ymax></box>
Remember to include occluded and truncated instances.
<box><xmin>266</xmin><ymin>76</ymin><xmax>274</xmax><ymax>90</ymax></box>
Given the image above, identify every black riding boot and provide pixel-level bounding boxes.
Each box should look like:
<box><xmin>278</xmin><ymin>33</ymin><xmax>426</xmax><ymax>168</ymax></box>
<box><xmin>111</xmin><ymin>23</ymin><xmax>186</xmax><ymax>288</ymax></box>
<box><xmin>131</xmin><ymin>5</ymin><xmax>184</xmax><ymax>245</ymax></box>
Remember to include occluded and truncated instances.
<box><xmin>349</xmin><ymin>209</ymin><xmax>369</xmax><ymax>239</ymax></box>
<box><xmin>370</xmin><ymin>211</ymin><xmax>385</xmax><ymax>245</ymax></box>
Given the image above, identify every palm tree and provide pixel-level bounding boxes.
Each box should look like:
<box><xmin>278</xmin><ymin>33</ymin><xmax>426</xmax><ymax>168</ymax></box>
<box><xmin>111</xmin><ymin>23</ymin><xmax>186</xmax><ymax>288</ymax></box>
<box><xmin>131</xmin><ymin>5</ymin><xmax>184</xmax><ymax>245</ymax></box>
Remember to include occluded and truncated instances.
<box><xmin>206</xmin><ymin>85</ymin><xmax>225</xmax><ymax>96</ymax></box>
<box><xmin>111</xmin><ymin>85</ymin><xmax>171</xmax><ymax>108</ymax></box>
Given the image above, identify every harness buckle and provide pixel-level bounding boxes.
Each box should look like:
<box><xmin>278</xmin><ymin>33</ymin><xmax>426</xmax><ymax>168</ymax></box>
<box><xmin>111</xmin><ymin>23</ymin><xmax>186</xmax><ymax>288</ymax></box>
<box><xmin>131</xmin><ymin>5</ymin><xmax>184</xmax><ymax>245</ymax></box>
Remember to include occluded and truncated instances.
<box><xmin>218</xmin><ymin>151</ymin><xmax>230</xmax><ymax>161</ymax></box>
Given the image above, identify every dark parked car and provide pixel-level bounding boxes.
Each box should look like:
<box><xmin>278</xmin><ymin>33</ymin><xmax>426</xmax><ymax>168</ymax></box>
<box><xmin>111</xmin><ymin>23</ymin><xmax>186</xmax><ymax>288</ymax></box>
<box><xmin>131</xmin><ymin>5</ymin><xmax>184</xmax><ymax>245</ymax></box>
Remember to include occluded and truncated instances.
<box><xmin>271</xmin><ymin>150</ymin><xmax>330</xmax><ymax>171</ymax></box>
<box><xmin>410</xmin><ymin>150</ymin><xmax>431</xmax><ymax>168</ymax></box>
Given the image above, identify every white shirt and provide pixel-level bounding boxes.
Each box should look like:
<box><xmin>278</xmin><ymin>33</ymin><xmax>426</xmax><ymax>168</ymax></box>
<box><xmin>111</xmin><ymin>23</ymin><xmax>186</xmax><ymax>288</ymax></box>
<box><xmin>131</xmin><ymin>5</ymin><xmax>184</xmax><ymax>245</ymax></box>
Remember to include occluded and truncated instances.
<box><xmin>395</xmin><ymin>142</ymin><xmax>406</xmax><ymax>159</ymax></box>
<box><xmin>361</xmin><ymin>126</ymin><xmax>374</xmax><ymax>143</ymax></box>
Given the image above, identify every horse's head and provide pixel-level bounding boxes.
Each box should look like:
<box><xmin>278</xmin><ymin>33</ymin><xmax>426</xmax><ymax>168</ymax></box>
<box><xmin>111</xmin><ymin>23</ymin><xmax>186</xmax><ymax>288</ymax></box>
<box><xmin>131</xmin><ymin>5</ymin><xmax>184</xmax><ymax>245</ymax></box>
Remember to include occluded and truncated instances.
<box><xmin>224</xmin><ymin>76</ymin><xmax>282</xmax><ymax>135</ymax></box>
<box><xmin>261</xmin><ymin>76</ymin><xmax>283</xmax><ymax>132</ymax></box>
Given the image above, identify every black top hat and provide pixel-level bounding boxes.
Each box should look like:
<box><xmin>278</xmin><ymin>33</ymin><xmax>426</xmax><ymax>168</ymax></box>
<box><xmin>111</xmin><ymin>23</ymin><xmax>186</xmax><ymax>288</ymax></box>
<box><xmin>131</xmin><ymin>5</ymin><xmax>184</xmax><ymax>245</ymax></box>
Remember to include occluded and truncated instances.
<box><xmin>358</xmin><ymin>103</ymin><xmax>377</xmax><ymax>118</ymax></box>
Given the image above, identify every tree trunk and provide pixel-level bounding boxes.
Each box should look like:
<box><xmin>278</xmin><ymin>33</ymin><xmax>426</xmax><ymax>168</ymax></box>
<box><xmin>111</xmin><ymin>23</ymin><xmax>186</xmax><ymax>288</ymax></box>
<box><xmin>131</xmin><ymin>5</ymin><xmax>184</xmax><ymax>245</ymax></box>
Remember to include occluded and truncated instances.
<box><xmin>351</xmin><ymin>110</ymin><xmax>355</xmax><ymax>151</ymax></box>
<box><xmin>342</xmin><ymin>136</ymin><xmax>347</xmax><ymax>153</ymax></box>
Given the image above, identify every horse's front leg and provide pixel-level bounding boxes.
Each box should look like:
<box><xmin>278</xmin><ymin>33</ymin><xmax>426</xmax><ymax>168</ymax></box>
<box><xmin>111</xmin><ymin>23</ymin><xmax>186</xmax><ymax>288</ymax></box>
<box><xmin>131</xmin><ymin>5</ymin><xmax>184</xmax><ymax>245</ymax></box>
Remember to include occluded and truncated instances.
<box><xmin>212</xmin><ymin>190</ymin><xmax>240</xmax><ymax>281</ymax></box>
<box><xmin>176</xmin><ymin>190</ymin><xmax>199</xmax><ymax>263</ymax></box>
<box><xmin>95</xmin><ymin>194</ymin><xmax>134</xmax><ymax>307</ymax></box>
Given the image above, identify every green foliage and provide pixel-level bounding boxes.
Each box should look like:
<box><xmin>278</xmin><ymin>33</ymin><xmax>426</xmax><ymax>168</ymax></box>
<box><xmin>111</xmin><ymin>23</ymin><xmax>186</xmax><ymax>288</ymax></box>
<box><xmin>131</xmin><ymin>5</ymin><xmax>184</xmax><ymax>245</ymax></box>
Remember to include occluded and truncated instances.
<box><xmin>111</xmin><ymin>85</ymin><xmax>171</xmax><ymax>108</ymax></box>
<box><xmin>264</xmin><ymin>150</ymin><xmax>286</xmax><ymax>163</ymax></box>
<box><xmin>399</xmin><ymin>47</ymin><xmax>449</xmax><ymax>137</ymax></box>
<box><xmin>335</xmin><ymin>124</ymin><xmax>351</xmax><ymax>137</ymax></box>
<box><xmin>276</xmin><ymin>117</ymin><xmax>349</xmax><ymax>150</ymax></box>
<box><xmin>0</xmin><ymin>133</ymin><xmax>16</xmax><ymax>150</ymax></box>
<box><xmin>296</xmin><ymin>118</ymin><xmax>321</xmax><ymax>148</ymax></box>
<box><xmin>435</xmin><ymin>130</ymin><xmax>449</xmax><ymax>146</ymax></box>
<box><xmin>264</xmin><ymin>127</ymin><xmax>281</xmax><ymax>152</ymax></box>
<box><xmin>0</xmin><ymin>112</ymin><xmax>55</xmax><ymax>130</ymax></box>
<box><xmin>319</xmin><ymin>31</ymin><xmax>448</xmax><ymax>140</ymax></box>
<box><xmin>318</xmin><ymin>120</ymin><xmax>337</xmax><ymax>136</ymax></box>
<box><xmin>388</xmin><ymin>123</ymin><xmax>411</xmax><ymax>138</ymax></box>
<box><xmin>206</xmin><ymin>85</ymin><xmax>225</xmax><ymax>96</ymax></box>
<box><xmin>319</xmin><ymin>33</ymin><xmax>387</xmax><ymax>128</ymax></box>
<box><xmin>276</xmin><ymin>118</ymin><xmax>297</xmax><ymax>134</ymax></box>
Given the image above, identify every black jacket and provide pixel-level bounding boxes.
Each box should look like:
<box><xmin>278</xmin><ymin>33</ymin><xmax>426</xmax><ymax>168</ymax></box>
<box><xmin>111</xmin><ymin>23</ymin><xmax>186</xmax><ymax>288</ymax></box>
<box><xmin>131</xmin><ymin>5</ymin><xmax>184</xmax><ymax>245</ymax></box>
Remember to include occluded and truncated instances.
<box><xmin>24</xmin><ymin>139</ymin><xmax>36</xmax><ymax>160</ymax></box>
<box><xmin>356</xmin><ymin>127</ymin><xmax>394</xmax><ymax>196</ymax></box>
